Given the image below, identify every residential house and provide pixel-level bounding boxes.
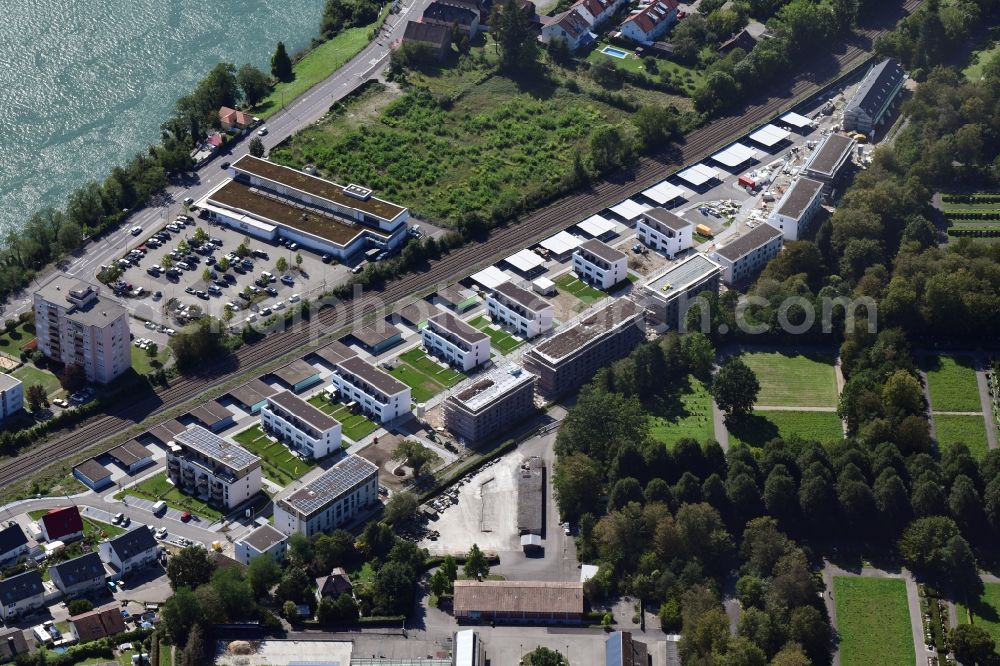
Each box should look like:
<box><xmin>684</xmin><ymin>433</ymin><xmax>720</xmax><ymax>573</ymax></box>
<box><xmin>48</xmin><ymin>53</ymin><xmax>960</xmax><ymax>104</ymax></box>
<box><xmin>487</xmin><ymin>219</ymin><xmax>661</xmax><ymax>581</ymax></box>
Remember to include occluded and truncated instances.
<box><xmin>69</xmin><ymin>604</ymin><xmax>127</xmax><ymax>642</ymax></box>
<box><xmin>486</xmin><ymin>281</ymin><xmax>554</xmax><ymax>340</ymax></box>
<box><xmin>618</xmin><ymin>0</ymin><xmax>679</xmax><ymax>45</ymax></box>
<box><xmin>767</xmin><ymin>177</ymin><xmax>824</xmax><ymax>241</ymax></box>
<box><xmin>576</xmin><ymin>0</ymin><xmax>627</xmax><ymax>27</ymax></box>
<box><xmin>48</xmin><ymin>552</ymin><xmax>106</xmax><ymax>598</ymax></box>
<box><xmin>218</xmin><ymin>107</ymin><xmax>254</xmax><ymax>132</ymax></box>
<box><xmin>422</xmin><ymin>1</ymin><xmax>481</xmax><ymax>34</ymax></box>
<box><xmin>329</xmin><ymin>356</ymin><xmax>411</xmax><ymax>423</ymax></box>
<box><xmin>635</xmin><ymin>207</ymin><xmax>693</xmax><ymax>257</ymax></box>
<box><xmin>316</xmin><ymin>567</ymin><xmax>354</xmax><ymax>601</ymax></box>
<box><xmin>572</xmin><ymin>239</ymin><xmax>628</xmax><ymax>290</ymax></box>
<box><xmin>261</xmin><ymin>389</ymin><xmax>342</xmax><ymax>460</ymax></box>
<box><xmin>0</xmin><ymin>627</ymin><xmax>31</xmax><ymax>661</ymax></box>
<box><xmin>0</xmin><ymin>571</ymin><xmax>45</xmax><ymax>622</ymax></box>
<box><xmin>718</xmin><ymin>28</ymin><xmax>758</xmax><ymax>53</ymax></box>
<box><xmin>540</xmin><ymin>7</ymin><xmax>594</xmax><ymax>51</ymax></box>
<box><xmin>39</xmin><ymin>506</ymin><xmax>84</xmax><ymax>543</ymax></box>
<box><xmin>235</xmin><ymin>523</ymin><xmax>288</xmax><ymax>565</ymax></box>
<box><xmin>401</xmin><ymin>21</ymin><xmax>452</xmax><ymax>61</ymax></box>
<box><xmin>0</xmin><ymin>524</ymin><xmax>29</xmax><ymax>567</ymax></box>
<box><xmin>99</xmin><ymin>526</ymin><xmax>159</xmax><ymax>579</ymax></box>
<box><xmin>420</xmin><ymin>312</ymin><xmax>491</xmax><ymax>371</ymax></box>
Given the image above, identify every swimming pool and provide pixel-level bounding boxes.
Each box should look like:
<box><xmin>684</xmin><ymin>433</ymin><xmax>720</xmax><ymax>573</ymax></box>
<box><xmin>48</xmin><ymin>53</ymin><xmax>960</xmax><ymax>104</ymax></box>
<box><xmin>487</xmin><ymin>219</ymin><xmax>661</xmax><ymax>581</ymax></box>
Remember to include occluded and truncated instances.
<box><xmin>601</xmin><ymin>46</ymin><xmax>628</xmax><ymax>59</ymax></box>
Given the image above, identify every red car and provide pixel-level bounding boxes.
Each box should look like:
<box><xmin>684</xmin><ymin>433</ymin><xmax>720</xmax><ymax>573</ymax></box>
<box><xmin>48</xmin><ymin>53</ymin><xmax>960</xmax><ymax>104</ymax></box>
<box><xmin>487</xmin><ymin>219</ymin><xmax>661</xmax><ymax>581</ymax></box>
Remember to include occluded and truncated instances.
<box><xmin>180</xmin><ymin>512</ymin><xmax>191</xmax><ymax>522</ymax></box>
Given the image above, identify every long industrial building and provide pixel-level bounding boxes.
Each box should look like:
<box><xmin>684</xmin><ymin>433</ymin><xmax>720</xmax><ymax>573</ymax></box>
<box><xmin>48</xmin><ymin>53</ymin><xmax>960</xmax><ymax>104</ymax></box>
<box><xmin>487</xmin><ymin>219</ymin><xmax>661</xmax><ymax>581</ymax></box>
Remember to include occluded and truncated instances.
<box><xmin>453</xmin><ymin>580</ymin><xmax>585</xmax><ymax>623</ymax></box>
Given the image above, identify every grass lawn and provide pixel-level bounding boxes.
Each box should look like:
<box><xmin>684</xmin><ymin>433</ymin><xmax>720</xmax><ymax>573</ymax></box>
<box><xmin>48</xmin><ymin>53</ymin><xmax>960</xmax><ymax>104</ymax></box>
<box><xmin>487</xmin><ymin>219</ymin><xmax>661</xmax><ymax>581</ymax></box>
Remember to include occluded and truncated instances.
<box><xmin>554</xmin><ymin>273</ymin><xmax>607</xmax><ymax>305</ymax></box>
<box><xmin>307</xmin><ymin>395</ymin><xmax>379</xmax><ymax>442</ymax></box>
<box><xmin>833</xmin><ymin>576</ymin><xmax>915</xmax><ymax>666</ymax></box>
<box><xmin>584</xmin><ymin>42</ymin><xmax>704</xmax><ymax>95</ymax></box>
<box><xmin>389</xmin><ymin>362</ymin><xmax>443</xmax><ymax>403</ymax></box>
<box><xmin>400</xmin><ymin>348</ymin><xmax>465</xmax><ymax>388</ymax></box>
<box><xmin>469</xmin><ymin>316</ymin><xmax>524</xmax><ymax>354</ymax></box>
<box><xmin>233</xmin><ymin>425</ymin><xmax>316</xmax><ymax>485</ymax></box>
<box><xmin>26</xmin><ymin>511</ymin><xmax>125</xmax><ymax>541</ymax></box>
<box><xmin>11</xmin><ymin>363</ymin><xmax>62</xmax><ymax>397</ymax></box>
<box><xmin>648</xmin><ymin>375</ymin><xmax>714</xmax><ymax>448</ymax></box>
<box><xmin>0</xmin><ymin>322</ymin><xmax>35</xmax><ymax>353</ymax></box>
<box><xmin>934</xmin><ymin>414</ymin><xmax>990</xmax><ymax>459</ymax></box>
<box><xmin>739</xmin><ymin>352</ymin><xmax>839</xmax><ymax>408</ymax></box>
<box><xmin>124</xmin><ymin>472</ymin><xmax>222</xmax><ymax>521</ymax></box>
<box><xmin>729</xmin><ymin>410</ymin><xmax>843</xmax><ymax>447</ymax></box>
<box><xmin>923</xmin><ymin>355</ymin><xmax>982</xmax><ymax>412</ymax></box>
<box><xmin>351</xmin><ymin>561</ymin><xmax>376</xmax><ymax>585</ymax></box>
<box><xmin>131</xmin><ymin>344</ymin><xmax>171</xmax><ymax>376</ymax></box>
<box><xmin>958</xmin><ymin>583</ymin><xmax>1000</xmax><ymax>646</ymax></box>
<box><xmin>965</xmin><ymin>37</ymin><xmax>1000</xmax><ymax>81</ymax></box>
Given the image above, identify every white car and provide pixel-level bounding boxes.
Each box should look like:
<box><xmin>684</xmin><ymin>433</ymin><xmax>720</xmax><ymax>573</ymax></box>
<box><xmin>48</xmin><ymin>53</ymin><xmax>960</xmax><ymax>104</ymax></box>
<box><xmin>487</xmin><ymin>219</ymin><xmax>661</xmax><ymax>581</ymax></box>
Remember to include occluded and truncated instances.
<box><xmin>130</xmin><ymin>226</ymin><xmax>142</xmax><ymax>236</ymax></box>
<box><xmin>289</xmin><ymin>293</ymin><xmax>300</xmax><ymax>303</ymax></box>
<box><xmin>165</xmin><ymin>328</ymin><xmax>176</xmax><ymax>336</ymax></box>
<box><xmin>154</xmin><ymin>527</ymin><xmax>168</xmax><ymax>539</ymax></box>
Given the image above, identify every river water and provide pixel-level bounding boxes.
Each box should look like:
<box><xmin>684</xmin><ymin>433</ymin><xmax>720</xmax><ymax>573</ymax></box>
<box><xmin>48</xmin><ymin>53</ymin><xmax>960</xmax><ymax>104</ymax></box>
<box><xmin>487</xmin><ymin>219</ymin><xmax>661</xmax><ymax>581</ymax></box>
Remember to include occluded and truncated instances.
<box><xmin>0</xmin><ymin>0</ymin><xmax>323</xmax><ymax>234</ymax></box>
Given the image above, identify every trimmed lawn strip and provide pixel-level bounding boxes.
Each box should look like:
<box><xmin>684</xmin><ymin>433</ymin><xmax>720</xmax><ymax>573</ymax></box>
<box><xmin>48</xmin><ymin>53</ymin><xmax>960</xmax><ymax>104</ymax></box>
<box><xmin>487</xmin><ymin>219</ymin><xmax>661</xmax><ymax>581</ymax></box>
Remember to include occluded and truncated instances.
<box><xmin>131</xmin><ymin>345</ymin><xmax>171</xmax><ymax>376</ymax></box>
<box><xmin>833</xmin><ymin>576</ymin><xmax>915</xmax><ymax>666</ymax></box>
<box><xmin>307</xmin><ymin>396</ymin><xmax>379</xmax><ymax>442</ymax></box>
<box><xmin>469</xmin><ymin>316</ymin><xmax>523</xmax><ymax>353</ymax></box>
<box><xmin>400</xmin><ymin>348</ymin><xmax>465</xmax><ymax>387</ymax></box>
<box><xmin>11</xmin><ymin>364</ymin><xmax>62</xmax><ymax>397</ymax></box>
<box><xmin>934</xmin><ymin>414</ymin><xmax>990</xmax><ymax>459</ymax></box>
<box><xmin>648</xmin><ymin>375</ymin><xmax>714</xmax><ymax>448</ymax></box>
<box><xmin>554</xmin><ymin>273</ymin><xmax>606</xmax><ymax>305</ymax></box>
<box><xmin>729</xmin><ymin>410</ymin><xmax>843</xmax><ymax>447</ymax></box>
<box><xmin>233</xmin><ymin>425</ymin><xmax>316</xmax><ymax>485</ymax></box>
<box><xmin>124</xmin><ymin>472</ymin><xmax>223</xmax><ymax>521</ymax></box>
<box><xmin>923</xmin><ymin>354</ymin><xmax>982</xmax><ymax>412</ymax></box>
<box><xmin>958</xmin><ymin>583</ymin><xmax>1000</xmax><ymax>647</ymax></box>
<box><xmin>739</xmin><ymin>352</ymin><xmax>838</xmax><ymax>408</ymax></box>
<box><xmin>389</xmin><ymin>363</ymin><xmax>442</xmax><ymax>403</ymax></box>
<box><xmin>0</xmin><ymin>322</ymin><xmax>35</xmax><ymax>353</ymax></box>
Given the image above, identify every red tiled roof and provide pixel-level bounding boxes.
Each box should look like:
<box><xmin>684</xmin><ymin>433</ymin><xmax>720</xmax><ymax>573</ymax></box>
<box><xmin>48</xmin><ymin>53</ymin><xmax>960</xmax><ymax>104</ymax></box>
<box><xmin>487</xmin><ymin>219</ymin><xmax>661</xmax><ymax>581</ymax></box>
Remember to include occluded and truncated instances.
<box><xmin>71</xmin><ymin>605</ymin><xmax>127</xmax><ymax>642</ymax></box>
<box><xmin>624</xmin><ymin>0</ymin><xmax>678</xmax><ymax>35</ymax></box>
<box><xmin>219</xmin><ymin>107</ymin><xmax>253</xmax><ymax>127</ymax></box>
<box><xmin>41</xmin><ymin>506</ymin><xmax>83</xmax><ymax>541</ymax></box>
<box><xmin>208</xmin><ymin>133</ymin><xmax>223</xmax><ymax>147</ymax></box>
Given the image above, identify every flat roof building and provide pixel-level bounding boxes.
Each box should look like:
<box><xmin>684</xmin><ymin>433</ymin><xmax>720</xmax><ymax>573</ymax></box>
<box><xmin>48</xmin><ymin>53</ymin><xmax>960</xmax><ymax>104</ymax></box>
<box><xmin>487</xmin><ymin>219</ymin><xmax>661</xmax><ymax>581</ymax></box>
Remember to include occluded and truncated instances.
<box><xmin>486</xmin><ymin>282</ymin><xmax>554</xmax><ymax>340</ymax></box>
<box><xmin>767</xmin><ymin>177</ymin><xmax>824</xmax><ymax>241</ymax></box>
<box><xmin>271</xmin><ymin>359</ymin><xmax>323</xmax><ymax>394</ymax></box>
<box><xmin>573</xmin><ymin>239</ymin><xmax>628</xmax><ymax>290</ymax></box>
<box><xmin>107</xmin><ymin>440</ymin><xmax>154</xmax><ymax>474</ymax></box>
<box><xmin>421</xmin><ymin>312</ymin><xmax>490</xmax><ymax>372</ymax></box>
<box><xmin>274</xmin><ymin>454</ymin><xmax>378</xmax><ymax>537</ymax></box>
<box><xmin>453</xmin><ymin>580</ymin><xmax>585</xmax><ymax>623</ymax></box>
<box><xmin>801</xmin><ymin>133</ymin><xmax>854</xmax><ymax>184</ymax></box>
<box><xmin>517</xmin><ymin>456</ymin><xmax>544</xmax><ymax>536</ymax></box>
<box><xmin>33</xmin><ymin>277</ymin><xmax>130</xmax><ymax>384</ymax></box>
<box><xmin>523</xmin><ymin>299</ymin><xmax>644</xmax><ymax>397</ymax></box>
<box><xmin>330</xmin><ymin>356</ymin><xmax>411</xmax><ymax>423</ymax></box>
<box><xmin>443</xmin><ymin>363</ymin><xmax>537</xmax><ymax>444</ymax></box>
<box><xmin>0</xmin><ymin>373</ymin><xmax>23</xmax><ymax>422</ymax></box>
<box><xmin>710</xmin><ymin>223</ymin><xmax>784</xmax><ymax>285</ymax></box>
<box><xmin>843</xmin><ymin>58</ymin><xmax>906</xmax><ymax>136</ymax></box>
<box><xmin>636</xmin><ymin>207</ymin><xmax>693</xmax><ymax>258</ymax></box>
<box><xmin>167</xmin><ymin>425</ymin><xmax>262</xmax><ymax>509</ymax></box>
<box><xmin>261</xmin><ymin>390</ymin><xmax>342</xmax><ymax>460</ymax></box>
<box><xmin>642</xmin><ymin>253</ymin><xmax>724</xmax><ymax>329</ymax></box>
<box><xmin>235</xmin><ymin>523</ymin><xmax>289</xmax><ymax>565</ymax></box>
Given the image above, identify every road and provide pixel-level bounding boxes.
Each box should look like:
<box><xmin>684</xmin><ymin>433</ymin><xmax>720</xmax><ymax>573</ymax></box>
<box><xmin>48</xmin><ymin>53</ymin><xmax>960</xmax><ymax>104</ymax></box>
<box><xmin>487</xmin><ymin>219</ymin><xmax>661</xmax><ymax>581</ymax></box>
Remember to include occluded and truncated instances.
<box><xmin>2</xmin><ymin>0</ymin><xmax>433</xmax><ymax>318</ymax></box>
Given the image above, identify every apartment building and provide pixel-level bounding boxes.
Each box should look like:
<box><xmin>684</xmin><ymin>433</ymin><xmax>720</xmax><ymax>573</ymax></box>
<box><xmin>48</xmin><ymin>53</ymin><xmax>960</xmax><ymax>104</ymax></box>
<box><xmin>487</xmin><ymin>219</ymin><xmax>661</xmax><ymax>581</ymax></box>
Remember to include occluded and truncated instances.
<box><xmin>33</xmin><ymin>277</ymin><xmax>129</xmax><ymax>384</ymax></box>
<box><xmin>767</xmin><ymin>177</ymin><xmax>824</xmax><ymax>241</ymax></box>
<box><xmin>261</xmin><ymin>390</ymin><xmax>342</xmax><ymax>460</ymax></box>
<box><xmin>642</xmin><ymin>253</ymin><xmax>724</xmax><ymax>329</ymax></box>
<box><xmin>421</xmin><ymin>313</ymin><xmax>491</xmax><ymax>372</ymax></box>
<box><xmin>843</xmin><ymin>58</ymin><xmax>906</xmax><ymax>136</ymax></box>
<box><xmin>235</xmin><ymin>524</ymin><xmax>288</xmax><ymax>565</ymax></box>
<box><xmin>274</xmin><ymin>454</ymin><xmax>379</xmax><ymax>537</ymax></box>
<box><xmin>636</xmin><ymin>208</ymin><xmax>693</xmax><ymax>258</ymax></box>
<box><xmin>523</xmin><ymin>300</ymin><xmax>644</xmax><ymax>397</ymax></box>
<box><xmin>443</xmin><ymin>363</ymin><xmax>537</xmax><ymax>444</ymax></box>
<box><xmin>801</xmin><ymin>133</ymin><xmax>854</xmax><ymax>185</ymax></box>
<box><xmin>486</xmin><ymin>282</ymin><xmax>554</xmax><ymax>340</ymax></box>
<box><xmin>330</xmin><ymin>356</ymin><xmax>411</xmax><ymax>422</ymax></box>
<box><xmin>0</xmin><ymin>374</ymin><xmax>23</xmax><ymax>421</ymax></box>
<box><xmin>572</xmin><ymin>239</ymin><xmax>628</xmax><ymax>290</ymax></box>
<box><xmin>166</xmin><ymin>425</ymin><xmax>262</xmax><ymax>510</ymax></box>
<box><xmin>710</xmin><ymin>223</ymin><xmax>784</xmax><ymax>285</ymax></box>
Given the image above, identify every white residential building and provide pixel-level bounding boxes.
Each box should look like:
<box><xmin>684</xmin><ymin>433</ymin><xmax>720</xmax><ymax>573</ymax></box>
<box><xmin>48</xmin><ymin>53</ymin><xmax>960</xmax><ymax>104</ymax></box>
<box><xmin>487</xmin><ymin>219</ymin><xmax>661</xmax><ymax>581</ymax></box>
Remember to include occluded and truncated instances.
<box><xmin>235</xmin><ymin>524</ymin><xmax>288</xmax><ymax>565</ymax></box>
<box><xmin>710</xmin><ymin>224</ymin><xmax>784</xmax><ymax>285</ymax></box>
<box><xmin>540</xmin><ymin>7</ymin><xmax>594</xmax><ymax>51</ymax></box>
<box><xmin>486</xmin><ymin>282</ymin><xmax>555</xmax><ymax>340</ymax></box>
<box><xmin>0</xmin><ymin>572</ymin><xmax>44</xmax><ymax>622</ymax></box>
<box><xmin>0</xmin><ymin>374</ymin><xmax>22</xmax><ymax>422</ymax></box>
<box><xmin>0</xmin><ymin>525</ymin><xmax>28</xmax><ymax>567</ymax></box>
<box><xmin>618</xmin><ymin>0</ymin><xmax>679</xmax><ymax>44</ymax></box>
<box><xmin>421</xmin><ymin>313</ymin><xmax>491</xmax><ymax>372</ymax></box>
<box><xmin>261</xmin><ymin>390</ymin><xmax>342</xmax><ymax>460</ymax></box>
<box><xmin>98</xmin><ymin>526</ymin><xmax>159</xmax><ymax>579</ymax></box>
<box><xmin>572</xmin><ymin>239</ymin><xmax>628</xmax><ymax>290</ymax></box>
<box><xmin>330</xmin><ymin>356</ymin><xmax>411</xmax><ymax>422</ymax></box>
<box><xmin>274</xmin><ymin>455</ymin><xmax>379</xmax><ymax>537</ymax></box>
<box><xmin>33</xmin><ymin>277</ymin><xmax>130</xmax><ymax>384</ymax></box>
<box><xmin>767</xmin><ymin>177</ymin><xmax>825</xmax><ymax>241</ymax></box>
<box><xmin>636</xmin><ymin>208</ymin><xmax>693</xmax><ymax>257</ymax></box>
<box><xmin>166</xmin><ymin>425</ymin><xmax>263</xmax><ymax>510</ymax></box>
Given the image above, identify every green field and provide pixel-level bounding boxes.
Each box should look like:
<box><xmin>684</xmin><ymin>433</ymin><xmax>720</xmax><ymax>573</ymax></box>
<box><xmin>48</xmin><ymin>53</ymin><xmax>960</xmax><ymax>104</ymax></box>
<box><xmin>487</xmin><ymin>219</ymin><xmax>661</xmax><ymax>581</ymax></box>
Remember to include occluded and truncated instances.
<box><xmin>729</xmin><ymin>410</ymin><xmax>843</xmax><ymax>447</ymax></box>
<box><xmin>469</xmin><ymin>316</ymin><xmax>524</xmax><ymax>354</ymax></box>
<box><xmin>934</xmin><ymin>414</ymin><xmax>990</xmax><ymax>459</ymax></box>
<box><xmin>555</xmin><ymin>273</ymin><xmax>608</xmax><ymax>304</ymax></box>
<box><xmin>131</xmin><ymin>344</ymin><xmax>171</xmax><ymax>376</ymax></box>
<box><xmin>958</xmin><ymin>583</ymin><xmax>1000</xmax><ymax>646</ymax></box>
<box><xmin>389</xmin><ymin>362</ymin><xmax>443</xmax><ymax>403</ymax></box>
<box><xmin>0</xmin><ymin>322</ymin><xmax>35</xmax><ymax>353</ymax></box>
<box><xmin>124</xmin><ymin>472</ymin><xmax>223</xmax><ymax>521</ymax></box>
<box><xmin>834</xmin><ymin>576</ymin><xmax>915</xmax><ymax>666</ymax></box>
<box><xmin>307</xmin><ymin>395</ymin><xmax>380</xmax><ymax>442</ymax></box>
<box><xmin>965</xmin><ymin>38</ymin><xmax>1000</xmax><ymax>81</ymax></box>
<box><xmin>584</xmin><ymin>42</ymin><xmax>705</xmax><ymax>94</ymax></box>
<box><xmin>11</xmin><ymin>363</ymin><xmax>62</xmax><ymax>397</ymax></box>
<box><xmin>648</xmin><ymin>375</ymin><xmax>714</xmax><ymax>447</ymax></box>
<box><xmin>232</xmin><ymin>425</ymin><xmax>317</xmax><ymax>485</ymax></box>
<box><xmin>923</xmin><ymin>355</ymin><xmax>982</xmax><ymax>412</ymax></box>
<box><xmin>400</xmin><ymin>348</ymin><xmax>465</xmax><ymax>387</ymax></box>
<box><xmin>739</xmin><ymin>352</ymin><xmax>838</xmax><ymax>408</ymax></box>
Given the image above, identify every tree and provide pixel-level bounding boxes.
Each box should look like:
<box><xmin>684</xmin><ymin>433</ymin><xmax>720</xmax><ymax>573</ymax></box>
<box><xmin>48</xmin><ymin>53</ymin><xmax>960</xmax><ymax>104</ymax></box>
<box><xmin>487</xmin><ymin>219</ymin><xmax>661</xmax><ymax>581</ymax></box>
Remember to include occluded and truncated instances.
<box><xmin>275</xmin><ymin>567</ymin><xmax>313</xmax><ymax>606</ymax></box>
<box><xmin>167</xmin><ymin>546</ymin><xmax>215</xmax><ymax>590</ymax></box>
<box><xmin>237</xmin><ymin>63</ymin><xmax>270</xmax><ymax>106</ymax></box>
<box><xmin>442</xmin><ymin>554</ymin><xmax>458</xmax><ymax>582</ymax></box>
<box><xmin>951</xmin><ymin>624</ymin><xmax>995</xmax><ymax>665</ymax></box>
<box><xmin>160</xmin><ymin>587</ymin><xmax>202</xmax><ymax>642</ymax></box>
<box><xmin>429</xmin><ymin>568</ymin><xmax>450</xmax><ymax>597</ymax></box>
<box><xmin>57</xmin><ymin>221</ymin><xmax>83</xmax><ymax>253</ymax></box>
<box><xmin>589</xmin><ymin>125</ymin><xmax>630</xmax><ymax>173</ymax></box>
<box><xmin>490</xmin><ymin>0</ymin><xmax>538</xmax><ymax>72</ymax></box>
<box><xmin>372</xmin><ymin>561</ymin><xmax>417</xmax><ymax>615</ymax></box>
<box><xmin>881</xmin><ymin>370</ymin><xmax>924</xmax><ymax>418</ymax></box>
<box><xmin>247</xmin><ymin>554</ymin><xmax>282</xmax><ymax>598</ymax></box>
<box><xmin>463</xmin><ymin>543</ymin><xmax>490</xmax><ymax>579</ymax></box>
<box><xmin>25</xmin><ymin>384</ymin><xmax>47</xmax><ymax>412</ymax></box>
<box><xmin>318</xmin><ymin>593</ymin><xmax>359</xmax><ymax>624</ymax></box>
<box><xmin>681</xmin><ymin>333</ymin><xmax>716</xmax><ymax>379</ymax></box>
<box><xmin>553</xmin><ymin>453</ymin><xmax>604</xmax><ymax>521</ymax></box>
<box><xmin>711</xmin><ymin>357</ymin><xmax>760</xmax><ymax>417</ymax></box>
<box><xmin>899</xmin><ymin>516</ymin><xmax>979</xmax><ymax>587</ymax></box>
<box><xmin>275</xmin><ymin>256</ymin><xmax>289</xmax><ymax>273</ymax></box>
<box><xmin>632</xmin><ymin>106</ymin><xmax>679</xmax><ymax>152</ymax></box>
<box><xmin>169</xmin><ymin>316</ymin><xmax>230</xmax><ymax>374</ymax></box>
<box><xmin>288</xmin><ymin>532</ymin><xmax>315</xmax><ymax>566</ymax></box>
<box><xmin>282</xmin><ymin>600</ymin><xmax>298</xmax><ymax>620</ymax></box>
<box><xmin>59</xmin><ymin>364</ymin><xmax>87</xmax><ymax>393</ymax></box>
<box><xmin>384</xmin><ymin>490</ymin><xmax>419</xmax><ymax>524</ymax></box>
<box><xmin>271</xmin><ymin>41</ymin><xmax>293</xmax><ymax>81</ymax></box>
<box><xmin>211</xmin><ymin>566</ymin><xmax>254</xmax><ymax>620</ymax></box>
<box><xmin>249</xmin><ymin>136</ymin><xmax>265</xmax><ymax>158</ymax></box>
<box><xmin>609</xmin><ymin>477</ymin><xmax>644</xmax><ymax>510</ymax></box>
<box><xmin>216</xmin><ymin>256</ymin><xmax>230</xmax><ymax>272</ymax></box>
<box><xmin>295</xmin><ymin>252</ymin><xmax>303</xmax><ymax>269</ymax></box>
<box><xmin>179</xmin><ymin>623</ymin><xmax>209</xmax><ymax>666</ymax></box>
<box><xmin>393</xmin><ymin>440</ymin><xmax>439</xmax><ymax>475</ymax></box>
<box><xmin>67</xmin><ymin>599</ymin><xmax>93</xmax><ymax>615</ymax></box>
<box><xmin>523</xmin><ymin>646</ymin><xmax>568</xmax><ymax>665</ymax></box>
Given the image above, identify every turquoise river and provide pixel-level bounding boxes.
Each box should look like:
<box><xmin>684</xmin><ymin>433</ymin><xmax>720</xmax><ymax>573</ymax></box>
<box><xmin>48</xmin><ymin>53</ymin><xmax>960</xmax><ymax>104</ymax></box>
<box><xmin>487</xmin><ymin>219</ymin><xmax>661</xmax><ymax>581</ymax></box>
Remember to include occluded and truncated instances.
<box><xmin>0</xmin><ymin>0</ymin><xmax>324</xmax><ymax>234</ymax></box>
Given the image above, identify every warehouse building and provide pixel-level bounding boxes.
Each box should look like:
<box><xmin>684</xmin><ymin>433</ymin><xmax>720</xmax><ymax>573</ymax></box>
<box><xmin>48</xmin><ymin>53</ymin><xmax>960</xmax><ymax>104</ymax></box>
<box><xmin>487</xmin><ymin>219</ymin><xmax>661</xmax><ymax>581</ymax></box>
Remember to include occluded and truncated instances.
<box><xmin>453</xmin><ymin>580</ymin><xmax>585</xmax><ymax>623</ymax></box>
<box><xmin>843</xmin><ymin>58</ymin><xmax>906</xmax><ymax>137</ymax></box>
<box><xmin>273</xmin><ymin>454</ymin><xmax>378</xmax><ymax>537</ymax></box>
<box><xmin>443</xmin><ymin>363</ymin><xmax>537</xmax><ymax>444</ymax></box>
<box><xmin>710</xmin><ymin>223</ymin><xmax>784</xmax><ymax>285</ymax></box>
<box><xmin>642</xmin><ymin>254</ymin><xmax>723</xmax><ymax>329</ymax></box>
<box><xmin>523</xmin><ymin>300</ymin><xmax>644</xmax><ymax>397</ymax></box>
<box><xmin>767</xmin><ymin>177</ymin><xmax>825</xmax><ymax>241</ymax></box>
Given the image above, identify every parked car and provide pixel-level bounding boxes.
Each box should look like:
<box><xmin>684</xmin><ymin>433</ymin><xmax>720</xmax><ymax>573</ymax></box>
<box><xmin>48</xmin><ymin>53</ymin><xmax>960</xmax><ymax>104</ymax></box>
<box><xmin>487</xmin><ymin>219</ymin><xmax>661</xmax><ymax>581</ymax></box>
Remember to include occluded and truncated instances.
<box><xmin>257</xmin><ymin>127</ymin><xmax>268</xmax><ymax>136</ymax></box>
<box><xmin>180</xmin><ymin>512</ymin><xmax>192</xmax><ymax>523</ymax></box>
<box><xmin>280</xmin><ymin>275</ymin><xmax>294</xmax><ymax>285</ymax></box>
<box><xmin>183</xmin><ymin>196</ymin><xmax>194</xmax><ymax>205</ymax></box>
<box><xmin>113</xmin><ymin>513</ymin><xmax>124</xmax><ymax>524</ymax></box>
<box><xmin>152</xmin><ymin>291</ymin><xmax>162</xmax><ymax>300</ymax></box>
<box><xmin>52</xmin><ymin>398</ymin><xmax>70</xmax><ymax>408</ymax></box>
<box><xmin>220</xmin><ymin>161</ymin><xmax>231</xmax><ymax>170</ymax></box>
<box><xmin>321</xmin><ymin>254</ymin><xmax>332</xmax><ymax>263</ymax></box>
<box><xmin>265</xmin><ymin>286</ymin><xmax>278</xmax><ymax>297</ymax></box>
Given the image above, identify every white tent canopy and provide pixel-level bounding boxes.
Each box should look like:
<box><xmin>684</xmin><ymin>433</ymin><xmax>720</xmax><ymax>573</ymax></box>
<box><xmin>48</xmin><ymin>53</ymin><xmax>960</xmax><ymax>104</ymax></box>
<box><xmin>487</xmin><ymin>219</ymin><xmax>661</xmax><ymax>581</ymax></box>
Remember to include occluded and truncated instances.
<box><xmin>748</xmin><ymin>124</ymin><xmax>791</xmax><ymax>147</ymax></box>
<box><xmin>780</xmin><ymin>111</ymin><xmax>812</xmax><ymax>128</ymax></box>
<box><xmin>677</xmin><ymin>163</ymin><xmax>721</xmax><ymax>187</ymax></box>
<box><xmin>643</xmin><ymin>181</ymin><xmax>688</xmax><ymax>205</ymax></box>
<box><xmin>539</xmin><ymin>230</ymin><xmax>584</xmax><ymax>256</ymax></box>
<box><xmin>576</xmin><ymin>214</ymin><xmax>617</xmax><ymax>238</ymax></box>
<box><xmin>609</xmin><ymin>198</ymin><xmax>648</xmax><ymax>220</ymax></box>
<box><xmin>505</xmin><ymin>248</ymin><xmax>545</xmax><ymax>273</ymax></box>
<box><xmin>711</xmin><ymin>143</ymin><xmax>760</xmax><ymax>167</ymax></box>
<box><xmin>470</xmin><ymin>265</ymin><xmax>511</xmax><ymax>290</ymax></box>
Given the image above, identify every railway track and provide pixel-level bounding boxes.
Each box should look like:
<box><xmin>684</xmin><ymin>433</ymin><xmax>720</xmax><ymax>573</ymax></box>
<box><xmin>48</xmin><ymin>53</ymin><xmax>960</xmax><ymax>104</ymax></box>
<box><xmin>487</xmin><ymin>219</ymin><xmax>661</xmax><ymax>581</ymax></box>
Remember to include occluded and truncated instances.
<box><xmin>0</xmin><ymin>3</ymin><xmax>919</xmax><ymax>489</ymax></box>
